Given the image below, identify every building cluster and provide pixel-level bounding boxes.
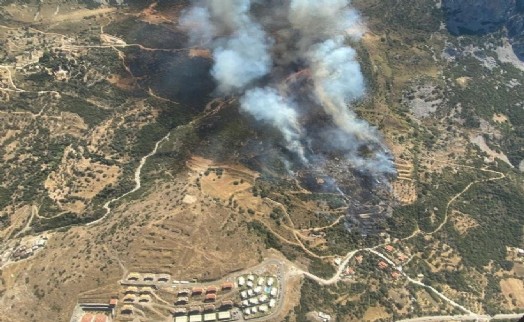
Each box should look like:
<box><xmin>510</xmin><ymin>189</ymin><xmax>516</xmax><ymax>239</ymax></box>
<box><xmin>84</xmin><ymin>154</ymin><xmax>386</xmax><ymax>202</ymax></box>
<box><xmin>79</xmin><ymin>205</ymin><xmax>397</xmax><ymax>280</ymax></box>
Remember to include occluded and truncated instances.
<box><xmin>124</xmin><ymin>272</ymin><xmax>171</xmax><ymax>285</ymax></box>
<box><xmin>237</xmin><ymin>274</ymin><xmax>279</xmax><ymax>318</ymax></box>
<box><xmin>173</xmin><ymin>305</ymin><xmax>233</xmax><ymax>322</ymax></box>
<box><xmin>173</xmin><ymin>283</ymin><xmax>236</xmax><ymax>322</ymax></box>
<box><xmin>10</xmin><ymin>236</ymin><xmax>47</xmax><ymax>261</ymax></box>
<box><xmin>121</xmin><ymin>285</ymin><xmax>157</xmax><ymax>306</ymax></box>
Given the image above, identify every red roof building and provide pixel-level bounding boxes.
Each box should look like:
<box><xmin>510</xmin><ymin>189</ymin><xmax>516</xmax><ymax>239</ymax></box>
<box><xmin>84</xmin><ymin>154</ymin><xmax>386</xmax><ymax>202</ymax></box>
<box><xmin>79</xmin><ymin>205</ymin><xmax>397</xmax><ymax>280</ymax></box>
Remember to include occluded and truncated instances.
<box><xmin>81</xmin><ymin>314</ymin><xmax>93</xmax><ymax>322</ymax></box>
<box><xmin>391</xmin><ymin>272</ymin><xmax>401</xmax><ymax>279</ymax></box>
<box><xmin>385</xmin><ymin>245</ymin><xmax>394</xmax><ymax>253</ymax></box>
<box><xmin>191</xmin><ymin>287</ymin><xmax>204</xmax><ymax>295</ymax></box>
<box><xmin>378</xmin><ymin>261</ymin><xmax>389</xmax><ymax>269</ymax></box>
<box><xmin>204</xmin><ymin>293</ymin><xmax>217</xmax><ymax>302</ymax></box>
<box><xmin>206</xmin><ymin>286</ymin><xmax>218</xmax><ymax>294</ymax></box>
<box><xmin>221</xmin><ymin>282</ymin><xmax>234</xmax><ymax>291</ymax></box>
<box><xmin>109</xmin><ymin>298</ymin><xmax>118</xmax><ymax>307</ymax></box>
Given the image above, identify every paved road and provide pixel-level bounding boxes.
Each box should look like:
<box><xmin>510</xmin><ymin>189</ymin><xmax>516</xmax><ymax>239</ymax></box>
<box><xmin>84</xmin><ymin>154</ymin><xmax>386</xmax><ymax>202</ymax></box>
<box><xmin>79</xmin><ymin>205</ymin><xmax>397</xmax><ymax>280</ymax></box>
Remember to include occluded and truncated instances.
<box><xmin>397</xmin><ymin>313</ymin><xmax>524</xmax><ymax>322</ymax></box>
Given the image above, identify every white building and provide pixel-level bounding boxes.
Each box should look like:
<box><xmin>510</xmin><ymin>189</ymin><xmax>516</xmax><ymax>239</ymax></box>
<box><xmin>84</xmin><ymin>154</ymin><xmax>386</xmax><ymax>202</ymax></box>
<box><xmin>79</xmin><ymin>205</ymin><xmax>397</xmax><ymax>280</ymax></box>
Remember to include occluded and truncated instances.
<box><xmin>254</xmin><ymin>286</ymin><xmax>262</xmax><ymax>294</ymax></box>
<box><xmin>244</xmin><ymin>308</ymin><xmax>251</xmax><ymax>315</ymax></box>
<box><xmin>247</xmin><ymin>289</ymin><xmax>254</xmax><ymax>297</ymax></box>
<box><xmin>237</xmin><ymin>276</ymin><xmax>245</xmax><ymax>286</ymax></box>
<box><xmin>259</xmin><ymin>294</ymin><xmax>268</xmax><ymax>302</ymax></box>
<box><xmin>259</xmin><ymin>304</ymin><xmax>269</xmax><ymax>313</ymax></box>
<box><xmin>269</xmin><ymin>299</ymin><xmax>276</xmax><ymax>308</ymax></box>
<box><xmin>247</xmin><ymin>274</ymin><xmax>255</xmax><ymax>281</ymax></box>
<box><xmin>248</xmin><ymin>298</ymin><xmax>259</xmax><ymax>305</ymax></box>
<box><xmin>267</xmin><ymin>277</ymin><xmax>274</xmax><ymax>286</ymax></box>
<box><xmin>242</xmin><ymin>300</ymin><xmax>249</xmax><ymax>307</ymax></box>
<box><xmin>257</xmin><ymin>277</ymin><xmax>265</xmax><ymax>286</ymax></box>
<box><xmin>240</xmin><ymin>291</ymin><xmax>248</xmax><ymax>299</ymax></box>
<box><xmin>247</xmin><ymin>281</ymin><xmax>254</xmax><ymax>288</ymax></box>
<box><xmin>217</xmin><ymin>311</ymin><xmax>231</xmax><ymax>321</ymax></box>
<box><xmin>270</xmin><ymin>288</ymin><xmax>278</xmax><ymax>297</ymax></box>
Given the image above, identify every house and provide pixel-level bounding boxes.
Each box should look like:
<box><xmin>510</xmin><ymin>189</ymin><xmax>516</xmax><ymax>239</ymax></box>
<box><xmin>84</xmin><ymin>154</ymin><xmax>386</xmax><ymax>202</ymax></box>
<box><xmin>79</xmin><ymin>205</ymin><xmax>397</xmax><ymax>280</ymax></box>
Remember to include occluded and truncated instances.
<box><xmin>204</xmin><ymin>293</ymin><xmax>217</xmax><ymax>302</ymax></box>
<box><xmin>120</xmin><ymin>305</ymin><xmax>133</xmax><ymax>315</ymax></box>
<box><xmin>189</xmin><ymin>306</ymin><xmax>202</xmax><ymax>314</ymax></box>
<box><xmin>259</xmin><ymin>304</ymin><xmax>269</xmax><ymax>313</ymax></box>
<box><xmin>220</xmin><ymin>300</ymin><xmax>234</xmax><ymax>309</ymax></box>
<box><xmin>217</xmin><ymin>311</ymin><xmax>232</xmax><ymax>320</ymax></box>
<box><xmin>203</xmin><ymin>313</ymin><xmax>217</xmax><ymax>321</ymax></box>
<box><xmin>126</xmin><ymin>273</ymin><xmax>140</xmax><ymax>281</ymax></box>
<box><xmin>237</xmin><ymin>276</ymin><xmax>245</xmax><ymax>286</ymax></box>
<box><xmin>257</xmin><ymin>277</ymin><xmax>265</xmax><ymax>286</ymax></box>
<box><xmin>266</xmin><ymin>277</ymin><xmax>274</xmax><ymax>286</ymax></box>
<box><xmin>259</xmin><ymin>294</ymin><xmax>268</xmax><ymax>302</ymax></box>
<box><xmin>138</xmin><ymin>295</ymin><xmax>151</xmax><ymax>303</ymax></box>
<box><xmin>378</xmin><ymin>261</ymin><xmax>388</xmax><ymax>270</ymax></box>
<box><xmin>270</xmin><ymin>288</ymin><xmax>278</xmax><ymax>297</ymax></box>
<box><xmin>81</xmin><ymin>314</ymin><xmax>93</xmax><ymax>322</ymax></box>
<box><xmin>391</xmin><ymin>272</ymin><xmax>401</xmax><ymax>279</ymax></box>
<box><xmin>109</xmin><ymin>298</ymin><xmax>118</xmax><ymax>307</ymax></box>
<box><xmin>139</xmin><ymin>286</ymin><xmax>154</xmax><ymax>294</ymax></box>
<box><xmin>254</xmin><ymin>286</ymin><xmax>262</xmax><ymax>294</ymax></box>
<box><xmin>247</xmin><ymin>275</ymin><xmax>255</xmax><ymax>281</ymax></box>
<box><xmin>397</xmin><ymin>253</ymin><xmax>408</xmax><ymax>261</ymax></box>
<box><xmin>385</xmin><ymin>245</ymin><xmax>394</xmax><ymax>253</ymax></box>
<box><xmin>206</xmin><ymin>286</ymin><xmax>218</xmax><ymax>294</ymax></box>
<box><xmin>221</xmin><ymin>282</ymin><xmax>234</xmax><ymax>291</ymax></box>
<box><xmin>269</xmin><ymin>299</ymin><xmax>276</xmax><ymax>308</ymax></box>
<box><xmin>175</xmin><ymin>317</ymin><xmax>189</xmax><ymax>322</ymax></box>
<box><xmin>123</xmin><ymin>295</ymin><xmax>135</xmax><ymax>303</ymax></box>
<box><xmin>192</xmin><ymin>287</ymin><xmax>204</xmax><ymax>296</ymax></box>
<box><xmin>173</xmin><ymin>308</ymin><xmax>187</xmax><ymax>316</ymax></box>
<box><xmin>124</xmin><ymin>287</ymin><xmax>138</xmax><ymax>294</ymax></box>
<box><xmin>175</xmin><ymin>297</ymin><xmax>189</xmax><ymax>305</ymax></box>
<box><xmin>189</xmin><ymin>315</ymin><xmax>203</xmax><ymax>322</ymax></box>
<box><xmin>204</xmin><ymin>304</ymin><xmax>215</xmax><ymax>312</ymax></box>
<box><xmin>143</xmin><ymin>274</ymin><xmax>155</xmax><ymax>282</ymax></box>
<box><xmin>178</xmin><ymin>289</ymin><xmax>191</xmax><ymax>296</ymax></box>
<box><xmin>158</xmin><ymin>274</ymin><xmax>170</xmax><ymax>283</ymax></box>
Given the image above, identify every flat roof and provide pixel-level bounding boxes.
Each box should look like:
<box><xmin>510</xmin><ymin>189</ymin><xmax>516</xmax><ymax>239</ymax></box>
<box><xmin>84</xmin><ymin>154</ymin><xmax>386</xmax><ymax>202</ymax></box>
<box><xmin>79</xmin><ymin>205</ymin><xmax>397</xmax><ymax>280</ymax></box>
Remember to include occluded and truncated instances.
<box><xmin>217</xmin><ymin>311</ymin><xmax>231</xmax><ymax>320</ymax></box>
<box><xmin>175</xmin><ymin>317</ymin><xmax>189</xmax><ymax>322</ymax></box>
<box><xmin>189</xmin><ymin>315</ymin><xmax>203</xmax><ymax>322</ymax></box>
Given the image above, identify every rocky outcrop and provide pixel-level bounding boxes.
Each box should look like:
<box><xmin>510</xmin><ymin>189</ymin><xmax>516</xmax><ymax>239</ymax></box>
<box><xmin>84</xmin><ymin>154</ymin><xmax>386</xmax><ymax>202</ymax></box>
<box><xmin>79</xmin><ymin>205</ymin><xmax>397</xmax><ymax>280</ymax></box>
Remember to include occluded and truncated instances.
<box><xmin>442</xmin><ymin>0</ymin><xmax>524</xmax><ymax>60</ymax></box>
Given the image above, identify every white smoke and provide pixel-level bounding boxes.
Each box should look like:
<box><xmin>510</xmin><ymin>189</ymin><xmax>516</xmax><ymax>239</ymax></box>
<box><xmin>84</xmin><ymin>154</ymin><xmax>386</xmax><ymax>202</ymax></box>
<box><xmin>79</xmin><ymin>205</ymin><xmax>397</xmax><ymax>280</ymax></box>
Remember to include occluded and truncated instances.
<box><xmin>288</xmin><ymin>0</ymin><xmax>364</xmax><ymax>47</ymax></box>
<box><xmin>307</xmin><ymin>36</ymin><xmax>377</xmax><ymax>143</ymax></box>
<box><xmin>180</xmin><ymin>0</ymin><xmax>396</xmax><ymax>176</ymax></box>
<box><xmin>180</xmin><ymin>0</ymin><xmax>272</xmax><ymax>92</ymax></box>
<box><xmin>240</xmin><ymin>87</ymin><xmax>306</xmax><ymax>162</ymax></box>
<box><xmin>212</xmin><ymin>24</ymin><xmax>272</xmax><ymax>93</ymax></box>
<box><xmin>179</xmin><ymin>6</ymin><xmax>216</xmax><ymax>46</ymax></box>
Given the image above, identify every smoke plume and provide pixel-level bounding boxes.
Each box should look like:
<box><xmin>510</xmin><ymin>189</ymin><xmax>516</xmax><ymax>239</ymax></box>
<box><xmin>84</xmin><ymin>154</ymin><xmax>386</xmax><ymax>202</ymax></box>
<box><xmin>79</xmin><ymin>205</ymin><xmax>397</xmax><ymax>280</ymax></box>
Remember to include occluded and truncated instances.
<box><xmin>180</xmin><ymin>0</ymin><xmax>396</xmax><ymax>177</ymax></box>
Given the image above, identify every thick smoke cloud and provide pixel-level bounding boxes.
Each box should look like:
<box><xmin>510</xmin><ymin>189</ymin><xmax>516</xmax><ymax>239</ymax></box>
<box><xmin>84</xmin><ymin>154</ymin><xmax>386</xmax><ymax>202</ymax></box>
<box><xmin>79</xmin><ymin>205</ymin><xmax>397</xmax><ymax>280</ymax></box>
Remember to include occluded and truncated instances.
<box><xmin>241</xmin><ymin>87</ymin><xmax>306</xmax><ymax>162</ymax></box>
<box><xmin>180</xmin><ymin>0</ymin><xmax>396</xmax><ymax>177</ymax></box>
<box><xmin>212</xmin><ymin>24</ymin><xmax>272</xmax><ymax>93</ymax></box>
